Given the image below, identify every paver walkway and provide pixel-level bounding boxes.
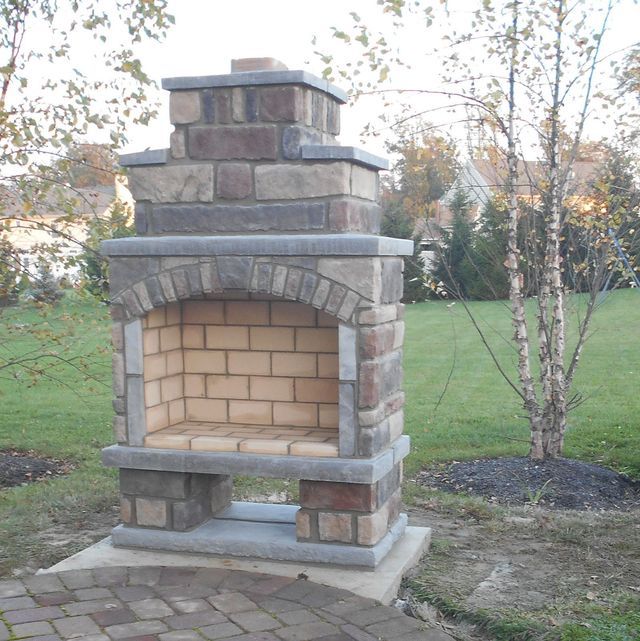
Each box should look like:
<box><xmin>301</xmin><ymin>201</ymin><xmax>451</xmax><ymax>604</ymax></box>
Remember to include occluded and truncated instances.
<box><xmin>0</xmin><ymin>566</ymin><xmax>454</xmax><ymax>641</ymax></box>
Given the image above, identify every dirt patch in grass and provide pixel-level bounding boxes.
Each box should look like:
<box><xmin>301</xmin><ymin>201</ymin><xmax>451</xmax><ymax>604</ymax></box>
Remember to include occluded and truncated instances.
<box><xmin>405</xmin><ymin>489</ymin><xmax>640</xmax><ymax>640</ymax></box>
<box><xmin>417</xmin><ymin>457</ymin><xmax>640</xmax><ymax>510</ymax></box>
<box><xmin>0</xmin><ymin>450</ymin><xmax>73</xmax><ymax>489</ymax></box>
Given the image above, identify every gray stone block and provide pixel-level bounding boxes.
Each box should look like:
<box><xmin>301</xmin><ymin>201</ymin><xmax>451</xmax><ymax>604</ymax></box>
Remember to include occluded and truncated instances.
<box><xmin>124</xmin><ymin>320</ymin><xmax>143</xmax><ymax>375</ymax></box>
<box><xmin>359</xmin><ymin>421</ymin><xmax>390</xmax><ymax>457</ymax></box>
<box><xmin>126</xmin><ymin>376</ymin><xmax>146</xmax><ymax>446</ymax></box>
<box><xmin>119</xmin><ymin>148</ymin><xmax>168</xmax><ymax>167</ymax></box>
<box><xmin>144</xmin><ymin>275</ymin><xmax>166</xmax><ymax>307</ymax></box>
<box><xmin>245</xmin><ymin>87</ymin><xmax>258</xmax><ymax>122</ymax></box>
<box><xmin>161</xmin><ymin>69</ymin><xmax>348</xmax><ymax>104</ymax></box>
<box><xmin>202</xmin><ymin>89</ymin><xmax>215</xmax><ymax>123</ymax></box>
<box><xmin>381</xmin><ymin>258</ymin><xmax>404</xmax><ymax>303</ymax></box>
<box><xmin>381</xmin><ymin>350</ymin><xmax>403</xmax><ymax>398</ymax></box>
<box><xmin>271</xmin><ymin>265</ymin><xmax>288</xmax><ymax>297</ymax></box>
<box><xmin>339</xmin><ymin>324</ymin><xmax>357</xmax><ymax>381</ymax></box>
<box><xmin>134</xmin><ymin>202</ymin><xmax>148</xmax><ymax>235</ymax></box>
<box><xmin>171</xmin><ymin>269</ymin><xmax>191</xmax><ymax>299</ymax></box>
<box><xmin>301</xmin><ymin>145</ymin><xmax>388</xmax><ymax>170</ymax></box>
<box><xmin>232</xmin><ymin>87</ymin><xmax>245</xmax><ymax>122</ymax></box>
<box><xmin>102</xmin><ymin>234</ymin><xmax>414</xmax><ymax>258</ymax></box>
<box><xmin>252</xmin><ymin>262</ymin><xmax>273</xmax><ymax>293</ymax></box>
<box><xmin>298</xmin><ymin>272</ymin><xmax>317</xmax><ymax>304</ymax></box>
<box><xmin>108</xmin><ymin>257</ymin><xmax>159</xmax><ymax>295</ymax></box>
<box><xmin>148</xmin><ymin>203</ymin><xmax>326</xmax><ymax>235</ymax></box>
<box><xmin>282</xmin><ymin>126</ymin><xmax>323</xmax><ymax>160</ymax></box>
<box><xmin>172</xmin><ymin>496</ymin><xmax>211</xmax><ymax>531</ymax></box>
<box><xmin>120</xmin><ymin>469</ymin><xmax>192</xmax><ymax>499</ymax></box>
<box><xmin>284</xmin><ymin>268</ymin><xmax>302</xmax><ymax>300</ymax></box>
<box><xmin>318</xmin><ymin>257</ymin><xmax>382</xmax><ymax>302</ymax></box>
<box><xmin>217</xmin><ymin>256</ymin><xmax>253</xmax><ymax>289</ymax></box>
<box><xmin>255</xmin><ymin>163</ymin><xmax>350</xmax><ymax>200</ymax></box>
<box><xmin>339</xmin><ymin>383</ymin><xmax>356</xmax><ymax>457</ymax></box>
<box><xmin>325</xmin><ymin>284</ymin><xmax>346</xmax><ymax>315</ymax></box>
<box><xmin>338</xmin><ymin>290</ymin><xmax>360</xmax><ymax>322</ymax></box>
<box><xmin>189</xmin><ymin>126</ymin><xmax>277</xmax><ymax>160</ymax></box>
<box><xmin>129</xmin><ymin>165</ymin><xmax>214</xmax><ymax>203</ymax></box>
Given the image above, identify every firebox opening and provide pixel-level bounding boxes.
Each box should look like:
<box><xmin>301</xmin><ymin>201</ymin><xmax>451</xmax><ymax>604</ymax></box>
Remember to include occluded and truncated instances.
<box><xmin>140</xmin><ymin>297</ymin><xmax>340</xmax><ymax>457</ymax></box>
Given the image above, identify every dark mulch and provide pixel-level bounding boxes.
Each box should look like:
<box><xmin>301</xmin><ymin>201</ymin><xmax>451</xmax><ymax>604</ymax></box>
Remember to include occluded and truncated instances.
<box><xmin>0</xmin><ymin>450</ymin><xmax>73</xmax><ymax>489</ymax></box>
<box><xmin>417</xmin><ymin>457</ymin><xmax>640</xmax><ymax>510</ymax></box>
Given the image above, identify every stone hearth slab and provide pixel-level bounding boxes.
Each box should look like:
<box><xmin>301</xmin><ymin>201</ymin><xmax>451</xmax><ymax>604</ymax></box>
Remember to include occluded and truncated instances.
<box><xmin>111</xmin><ymin>502</ymin><xmax>409</xmax><ymax>568</ymax></box>
<box><xmin>103</xmin><ymin>435</ymin><xmax>410</xmax><ymax>483</ymax></box>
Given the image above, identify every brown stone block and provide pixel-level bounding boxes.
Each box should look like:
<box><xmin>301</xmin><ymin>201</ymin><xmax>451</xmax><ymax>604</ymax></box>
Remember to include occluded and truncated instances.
<box><xmin>184</xmin><ymin>374</ymin><xmax>206</xmax><ymax>397</ymax></box>
<box><xmin>318</xmin><ymin>512</ymin><xmax>352</xmax><ymax>543</ymax></box>
<box><xmin>259</xmin><ymin>86</ymin><xmax>303</xmax><ymax>122</ymax></box>
<box><xmin>144</xmin><ymin>380</ymin><xmax>162</xmax><ymax>407</ymax></box>
<box><xmin>189</xmin><ymin>126</ymin><xmax>278</xmax><ymax>160</ymax></box>
<box><xmin>169</xmin><ymin>90</ymin><xmax>201</xmax><ymax>124</ymax></box>
<box><xmin>295</xmin><ymin>509</ymin><xmax>311</xmax><ymax>540</ymax></box>
<box><xmin>146</xmin><ymin>308</ymin><xmax>166</xmax><ymax>328</ymax></box>
<box><xmin>358</xmin><ymin>360</ymin><xmax>380</xmax><ymax>408</ymax></box>
<box><xmin>360</xmin><ymin>324</ymin><xmax>395</xmax><ymax>358</ymax></box>
<box><xmin>217</xmin><ymin>163</ymin><xmax>253</xmax><ymax>200</ymax></box>
<box><xmin>299</xmin><ymin>480</ymin><xmax>376</xmax><ymax>512</ymax></box>
<box><xmin>143</xmin><ymin>352</ymin><xmax>166</xmax><ymax>381</ymax></box>
<box><xmin>146</xmin><ymin>403</ymin><xmax>170</xmax><ymax>432</ymax></box>
<box><xmin>135</xmin><ymin>497</ymin><xmax>167</xmax><ymax>528</ymax></box>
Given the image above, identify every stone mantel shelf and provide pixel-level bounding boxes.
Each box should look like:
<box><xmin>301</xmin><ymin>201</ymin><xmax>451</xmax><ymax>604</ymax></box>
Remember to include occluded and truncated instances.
<box><xmin>102</xmin><ymin>435</ymin><xmax>410</xmax><ymax>485</ymax></box>
<box><xmin>101</xmin><ymin>234</ymin><xmax>413</xmax><ymax>257</ymax></box>
<box><xmin>161</xmin><ymin>69</ymin><xmax>348</xmax><ymax>103</ymax></box>
<box><xmin>118</xmin><ymin>145</ymin><xmax>388</xmax><ymax>171</ymax></box>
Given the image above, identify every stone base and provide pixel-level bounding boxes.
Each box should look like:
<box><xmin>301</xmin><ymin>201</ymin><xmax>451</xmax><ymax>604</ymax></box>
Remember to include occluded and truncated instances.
<box><xmin>112</xmin><ymin>501</ymin><xmax>407</xmax><ymax>568</ymax></box>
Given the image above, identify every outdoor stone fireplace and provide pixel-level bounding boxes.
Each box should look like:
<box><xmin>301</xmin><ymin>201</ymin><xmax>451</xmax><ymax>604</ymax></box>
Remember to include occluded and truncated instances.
<box><xmin>101</xmin><ymin>58</ymin><xmax>412</xmax><ymax>567</ymax></box>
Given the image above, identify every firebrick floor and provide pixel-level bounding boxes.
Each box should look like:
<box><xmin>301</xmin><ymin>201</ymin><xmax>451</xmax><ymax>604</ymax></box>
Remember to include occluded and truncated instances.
<box><xmin>145</xmin><ymin>422</ymin><xmax>340</xmax><ymax>457</ymax></box>
<box><xmin>0</xmin><ymin>566</ymin><xmax>454</xmax><ymax>641</ymax></box>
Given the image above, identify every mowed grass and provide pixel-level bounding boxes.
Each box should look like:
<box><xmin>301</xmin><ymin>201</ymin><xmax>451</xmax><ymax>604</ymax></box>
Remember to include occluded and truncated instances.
<box><xmin>403</xmin><ymin>288</ymin><xmax>640</xmax><ymax>478</ymax></box>
<box><xmin>0</xmin><ymin>296</ymin><xmax>116</xmax><ymax>574</ymax></box>
<box><xmin>0</xmin><ymin>288</ymin><xmax>638</xmax><ymax>575</ymax></box>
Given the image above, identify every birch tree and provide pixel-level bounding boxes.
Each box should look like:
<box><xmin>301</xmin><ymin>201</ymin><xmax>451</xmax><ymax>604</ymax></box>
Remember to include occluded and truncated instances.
<box><xmin>321</xmin><ymin>0</ymin><xmax>639</xmax><ymax>459</ymax></box>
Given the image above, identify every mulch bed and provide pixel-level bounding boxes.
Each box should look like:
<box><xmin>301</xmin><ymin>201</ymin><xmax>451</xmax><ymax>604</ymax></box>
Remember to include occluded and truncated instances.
<box><xmin>0</xmin><ymin>450</ymin><xmax>73</xmax><ymax>489</ymax></box>
<box><xmin>417</xmin><ymin>457</ymin><xmax>640</xmax><ymax>510</ymax></box>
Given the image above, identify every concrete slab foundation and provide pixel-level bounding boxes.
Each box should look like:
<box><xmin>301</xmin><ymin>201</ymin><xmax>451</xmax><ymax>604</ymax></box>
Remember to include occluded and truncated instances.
<box><xmin>112</xmin><ymin>502</ymin><xmax>406</xmax><ymax>568</ymax></box>
<box><xmin>43</xmin><ymin>523</ymin><xmax>431</xmax><ymax>604</ymax></box>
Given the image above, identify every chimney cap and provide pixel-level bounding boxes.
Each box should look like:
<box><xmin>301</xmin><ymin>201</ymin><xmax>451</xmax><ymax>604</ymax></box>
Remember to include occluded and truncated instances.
<box><xmin>231</xmin><ymin>58</ymin><xmax>288</xmax><ymax>73</ymax></box>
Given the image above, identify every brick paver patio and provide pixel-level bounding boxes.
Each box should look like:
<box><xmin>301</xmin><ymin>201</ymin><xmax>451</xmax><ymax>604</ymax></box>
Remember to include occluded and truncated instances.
<box><xmin>0</xmin><ymin>566</ymin><xmax>453</xmax><ymax>640</ymax></box>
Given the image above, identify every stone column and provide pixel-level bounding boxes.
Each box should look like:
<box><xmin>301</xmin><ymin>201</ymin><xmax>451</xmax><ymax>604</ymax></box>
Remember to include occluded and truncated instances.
<box><xmin>296</xmin><ymin>463</ymin><xmax>402</xmax><ymax>546</ymax></box>
<box><xmin>119</xmin><ymin>469</ymin><xmax>232</xmax><ymax>532</ymax></box>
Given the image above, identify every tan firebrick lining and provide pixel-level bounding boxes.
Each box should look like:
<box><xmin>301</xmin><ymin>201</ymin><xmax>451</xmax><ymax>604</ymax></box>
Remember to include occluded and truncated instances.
<box><xmin>139</xmin><ymin>300</ymin><xmax>340</xmax><ymax>452</ymax></box>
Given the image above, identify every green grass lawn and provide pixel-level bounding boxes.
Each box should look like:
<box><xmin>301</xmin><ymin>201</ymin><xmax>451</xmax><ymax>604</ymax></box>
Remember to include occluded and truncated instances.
<box><xmin>403</xmin><ymin>288</ymin><xmax>640</xmax><ymax>477</ymax></box>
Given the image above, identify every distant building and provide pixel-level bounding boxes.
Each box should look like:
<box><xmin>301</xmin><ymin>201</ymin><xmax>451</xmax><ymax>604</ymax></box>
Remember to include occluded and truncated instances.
<box><xmin>2</xmin><ymin>176</ymin><xmax>133</xmax><ymax>278</ymax></box>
